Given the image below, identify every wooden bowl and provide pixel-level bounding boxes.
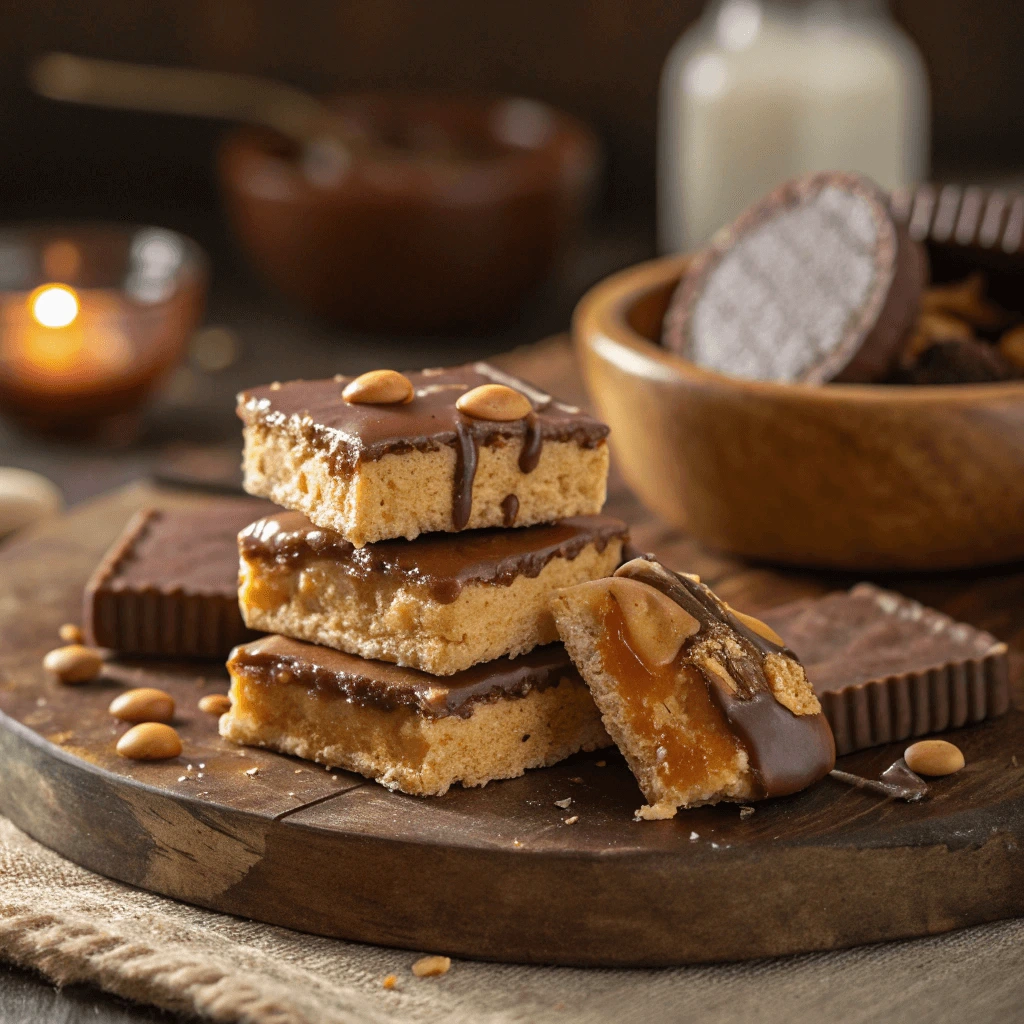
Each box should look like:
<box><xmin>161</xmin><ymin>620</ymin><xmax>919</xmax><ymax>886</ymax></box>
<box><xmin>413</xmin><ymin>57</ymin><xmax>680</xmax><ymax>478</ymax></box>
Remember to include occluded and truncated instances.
<box><xmin>573</xmin><ymin>252</ymin><xmax>1024</xmax><ymax>571</ymax></box>
<box><xmin>219</xmin><ymin>94</ymin><xmax>598</xmax><ymax>333</ymax></box>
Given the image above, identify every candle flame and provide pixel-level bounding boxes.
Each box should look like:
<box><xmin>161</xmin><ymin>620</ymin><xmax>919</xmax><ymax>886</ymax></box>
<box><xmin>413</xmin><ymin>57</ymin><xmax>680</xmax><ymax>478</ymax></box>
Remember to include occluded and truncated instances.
<box><xmin>30</xmin><ymin>284</ymin><xmax>80</xmax><ymax>329</ymax></box>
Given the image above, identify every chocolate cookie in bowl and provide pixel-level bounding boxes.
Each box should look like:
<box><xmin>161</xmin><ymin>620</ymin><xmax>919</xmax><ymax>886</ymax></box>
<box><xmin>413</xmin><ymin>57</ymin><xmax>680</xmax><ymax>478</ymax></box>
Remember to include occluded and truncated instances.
<box><xmin>574</xmin><ymin>177</ymin><xmax>1024</xmax><ymax>570</ymax></box>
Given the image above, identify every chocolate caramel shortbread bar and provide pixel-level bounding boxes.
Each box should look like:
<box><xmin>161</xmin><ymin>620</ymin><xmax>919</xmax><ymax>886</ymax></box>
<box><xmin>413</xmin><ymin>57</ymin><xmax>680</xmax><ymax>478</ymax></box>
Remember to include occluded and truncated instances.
<box><xmin>238</xmin><ymin>511</ymin><xmax>627</xmax><ymax>675</ymax></box>
<box><xmin>237</xmin><ymin>364</ymin><xmax>610</xmax><ymax>546</ymax></box>
<box><xmin>223</xmin><ymin>637</ymin><xmax>610</xmax><ymax>796</ymax></box>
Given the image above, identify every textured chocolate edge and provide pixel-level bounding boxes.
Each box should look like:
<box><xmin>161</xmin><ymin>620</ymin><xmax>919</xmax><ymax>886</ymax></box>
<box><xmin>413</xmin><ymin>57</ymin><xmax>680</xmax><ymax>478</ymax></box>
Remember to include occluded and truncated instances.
<box><xmin>84</xmin><ymin>509</ymin><xmax>258</xmax><ymax>658</ymax></box>
<box><xmin>891</xmin><ymin>184</ymin><xmax>1024</xmax><ymax>254</ymax></box>
<box><xmin>766</xmin><ymin>583</ymin><xmax>1011</xmax><ymax>756</ymax></box>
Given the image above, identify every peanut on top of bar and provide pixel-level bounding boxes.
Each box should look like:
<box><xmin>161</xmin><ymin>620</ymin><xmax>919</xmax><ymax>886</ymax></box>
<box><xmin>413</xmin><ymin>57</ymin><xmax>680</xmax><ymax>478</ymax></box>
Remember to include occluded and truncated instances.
<box><xmin>237</xmin><ymin>363</ymin><xmax>610</xmax><ymax>547</ymax></box>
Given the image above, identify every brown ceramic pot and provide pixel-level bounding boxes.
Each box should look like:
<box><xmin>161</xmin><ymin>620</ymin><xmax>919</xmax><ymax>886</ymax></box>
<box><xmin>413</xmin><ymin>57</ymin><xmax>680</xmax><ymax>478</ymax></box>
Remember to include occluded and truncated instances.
<box><xmin>573</xmin><ymin>252</ymin><xmax>1024</xmax><ymax>571</ymax></box>
<box><xmin>219</xmin><ymin>93</ymin><xmax>598</xmax><ymax>333</ymax></box>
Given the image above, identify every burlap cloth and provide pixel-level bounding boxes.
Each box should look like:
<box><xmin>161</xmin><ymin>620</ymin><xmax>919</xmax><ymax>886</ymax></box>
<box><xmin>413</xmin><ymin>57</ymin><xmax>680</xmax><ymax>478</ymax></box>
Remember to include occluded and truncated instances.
<box><xmin>1</xmin><ymin>815</ymin><xmax>1021</xmax><ymax>1024</ymax></box>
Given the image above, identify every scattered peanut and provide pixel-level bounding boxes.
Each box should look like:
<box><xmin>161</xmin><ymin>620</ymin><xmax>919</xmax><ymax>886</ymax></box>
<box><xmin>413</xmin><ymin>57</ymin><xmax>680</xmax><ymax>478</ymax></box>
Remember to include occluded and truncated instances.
<box><xmin>382</xmin><ymin>974</ymin><xmax>397</xmax><ymax>990</ymax></box>
<box><xmin>109</xmin><ymin>687</ymin><xmax>175</xmax><ymax>724</ymax></box>
<box><xmin>198</xmin><ymin>693</ymin><xmax>232</xmax><ymax>716</ymax></box>
<box><xmin>904</xmin><ymin>739</ymin><xmax>965</xmax><ymax>777</ymax></box>
<box><xmin>411</xmin><ymin>955</ymin><xmax>451</xmax><ymax>978</ymax></box>
<box><xmin>58</xmin><ymin>623</ymin><xmax>83</xmax><ymax>644</ymax></box>
<box><xmin>116</xmin><ymin>722</ymin><xmax>182</xmax><ymax>760</ymax></box>
<box><xmin>42</xmin><ymin>644</ymin><xmax>103</xmax><ymax>684</ymax></box>
<box><xmin>342</xmin><ymin>369</ymin><xmax>414</xmax><ymax>405</ymax></box>
<box><xmin>455</xmin><ymin>383</ymin><xmax>532</xmax><ymax>421</ymax></box>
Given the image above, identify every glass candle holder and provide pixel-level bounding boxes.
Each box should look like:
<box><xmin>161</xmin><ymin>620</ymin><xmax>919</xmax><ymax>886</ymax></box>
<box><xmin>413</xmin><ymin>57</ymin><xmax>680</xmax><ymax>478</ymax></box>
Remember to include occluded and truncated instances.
<box><xmin>0</xmin><ymin>223</ymin><xmax>207</xmax><ymax>438</ymax></box>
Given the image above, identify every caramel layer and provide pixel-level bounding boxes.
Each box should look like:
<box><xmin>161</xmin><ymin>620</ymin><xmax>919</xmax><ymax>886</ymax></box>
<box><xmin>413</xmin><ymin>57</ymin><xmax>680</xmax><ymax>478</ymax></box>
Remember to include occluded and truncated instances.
<box><xmin>227</xmin><ymin>636</ymin><xmax>581</xmax><ymax>719</ymax></box>
<box><xmin>239</xmin><ymin>511</ymin><xmax>627</xmax><ymax>604</ymax></box>
<box><xmin>598</xmin><ymin>596</ymin><xmax>743</xmax><ymax>798</ymax></box>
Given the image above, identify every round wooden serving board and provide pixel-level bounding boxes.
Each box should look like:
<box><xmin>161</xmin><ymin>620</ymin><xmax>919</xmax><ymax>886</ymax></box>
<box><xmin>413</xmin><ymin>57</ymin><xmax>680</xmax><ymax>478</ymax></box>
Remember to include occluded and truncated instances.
<box><xmin>1</xmin><ymin>482</ymin><xmax>1022</xmax><ymax>967</ymax></box>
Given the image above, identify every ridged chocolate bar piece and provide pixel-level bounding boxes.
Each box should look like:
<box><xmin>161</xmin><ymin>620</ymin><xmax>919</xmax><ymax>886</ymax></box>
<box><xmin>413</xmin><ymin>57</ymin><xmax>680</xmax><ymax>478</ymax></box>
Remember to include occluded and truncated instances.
<box><xmin>761</xmin><ymin>583</ymin><xmax>1010</xmax><ymax>755</ymax></box>
<box><xmin>85</xmin><ymin>499</ymin><xmax>272</xmax><ymax>658</ymax></box>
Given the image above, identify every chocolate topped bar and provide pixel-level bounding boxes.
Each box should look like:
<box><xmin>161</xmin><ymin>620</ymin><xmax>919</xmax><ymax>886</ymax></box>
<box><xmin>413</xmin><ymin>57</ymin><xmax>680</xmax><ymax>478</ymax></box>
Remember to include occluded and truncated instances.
<box><xmin>663</xmin><ymin>171</ymin><xmax>926</xmax><ymax>384</ymax></box>
<box><xmin>240</xmin><ymin>510</ymin><xmax>628</xmax><ymax>605</ymax></box>
<box><xmin>85</xmin><ymin>499</ymin><xmax>271</xmax><ymax>657</ymax></box>
<box><xmin>236</xmin><ymin>362</ymin><xmax>611</xmax><ymax>545</ymax></box>
<box><xmin>227</xmin><ymin>635</ymin><xmax>580</xmax><ymax>720</ymax></box>
<box><xmin>761</xmin><ymin>583</ymin><xmax>1010</xmax><ymax>754</ymax></box>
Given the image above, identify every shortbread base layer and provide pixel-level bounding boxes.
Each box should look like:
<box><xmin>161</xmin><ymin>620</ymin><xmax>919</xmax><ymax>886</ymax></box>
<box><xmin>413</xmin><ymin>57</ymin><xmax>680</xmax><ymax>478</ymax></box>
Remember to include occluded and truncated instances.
<box><xmin>239</xmin><ymin>538</ymin><xmax>623</xmax><ymax>675</ymax></box>
<box><xmin>241</xmin><ymin>422</ymin><xmax>609</xmax><ymax>546</ymax></box>
<box><xmin>552</xmin><ymin>589</ymin><xmax>758</xmax><ymax>817</ymax></box>
<box><xmin>221</xmin><ymin>674</ymin><xmax>611</xmax><ymax>796</ymax></box>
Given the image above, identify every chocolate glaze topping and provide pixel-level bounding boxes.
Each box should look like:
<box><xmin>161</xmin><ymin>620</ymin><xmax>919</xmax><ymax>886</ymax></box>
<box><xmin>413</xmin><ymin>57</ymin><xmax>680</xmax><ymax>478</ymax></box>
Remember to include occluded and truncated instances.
<box><xmin>237</xmin><ymin>363</ymin><xmax>609</xmax><ymax>530</ymax></box>
<box><xmin>616</xmin><ymin>558</ymin><xmax>836</xmax><ymax>798</ymax></box>
<box><xmin>228</xmin><ymin>636</ymin><xmax>581</xmax><ymax>719</ymax></box>
<box><xmin>240</xmin><ymin>511</ymin><xmax>627</xmax><ymax>604</ymax></box>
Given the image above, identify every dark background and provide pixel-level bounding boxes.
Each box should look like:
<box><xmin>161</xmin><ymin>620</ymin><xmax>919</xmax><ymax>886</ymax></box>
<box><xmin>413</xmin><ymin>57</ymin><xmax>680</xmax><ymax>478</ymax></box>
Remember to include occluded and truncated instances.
<box><xmin>2</xmin><ymin>0</ymin><xmax>1022</xmax><ymax>225</ymax></box>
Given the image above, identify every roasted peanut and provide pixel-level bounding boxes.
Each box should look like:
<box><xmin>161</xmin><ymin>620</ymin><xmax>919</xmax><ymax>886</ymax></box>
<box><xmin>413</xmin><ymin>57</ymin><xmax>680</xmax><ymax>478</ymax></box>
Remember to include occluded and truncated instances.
<box><xmin>58</xmin><ymin>623</ymin><xmax>83</xmax><ymax>644</ymax></box>
<box><xmin>455</xmin><ymin>383</ymin><xmax>532</xmax><ymax>421</ymax></box>
<box><xmin>411</xmin><ymin>955</ymin><xmax>451</xmax><ymax>978</ymax></box>
<box><xmin>108</xmin><ymin>687</ymin><xmax>175</xmax><ymax>724</ymax></box>
<box><xmin>116</xmin><ymin>722</ymin><xmax>182</xmax><ymax>760</ymax></box>
<box><xmin>42</xmin><ymin>644</ymin><xmax>103</xmax><ymax>684</ymax></box>
<box><xmin>198</xmin><ymin>693</ymin><xmax>232</xmax><ymax>716</ymax></box>
<box><xmin>904</xmin><ymin>739</ymin><xmax>965</xmax><ymax>777</ymax></box>
<box><xmin>601</xmin><ymin>576</ymin><xmax>700</xmax><ymax>667</ymax></box>
<box><xmin>342</xmin><ymin>369</ymin><xmax>414</xmax><ymax>405</ymax></box>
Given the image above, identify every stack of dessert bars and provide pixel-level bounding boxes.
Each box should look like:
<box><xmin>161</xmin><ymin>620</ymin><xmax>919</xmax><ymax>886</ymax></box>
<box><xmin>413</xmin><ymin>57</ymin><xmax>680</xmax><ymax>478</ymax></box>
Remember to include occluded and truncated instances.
<box><xmin>221</xmin><ymin>363</ymin><xmax>628</xmax><ymax>795</ymax></box>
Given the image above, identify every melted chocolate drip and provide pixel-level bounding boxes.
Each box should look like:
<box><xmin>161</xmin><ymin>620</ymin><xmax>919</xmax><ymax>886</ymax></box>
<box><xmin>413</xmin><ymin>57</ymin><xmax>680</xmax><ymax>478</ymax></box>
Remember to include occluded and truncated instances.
<box><xmin>616</xmin><ymin>559</ymin><xmax>836</xmax><ymax>798</ymax></box>
<box><xmin>240</xmin><ymin>511</ymin><xmax>628</xmax><ymax>605</ymax></box>
<box><xmin>228</xmin><ymin>637</ymin><xmax>581</xmax><ymax>719</ymax></box>
<box><xmin>519</xmin><ymin>412</ymin><xmax>543</xmax><ymax>473</ymax></box>
<box><xmin>829</xmin><ymin>759</ymin><xmax>927</xmax><ymax>802</ymax></box>
<box><xmin>500</xmin><ymin>494</ymin><xmax>520</xmax><ymax>527</ymax></box>
<box><xmin>452</xmin><ymin>416</ymin><xmax>478</xmax><ymax>530</ymax></box>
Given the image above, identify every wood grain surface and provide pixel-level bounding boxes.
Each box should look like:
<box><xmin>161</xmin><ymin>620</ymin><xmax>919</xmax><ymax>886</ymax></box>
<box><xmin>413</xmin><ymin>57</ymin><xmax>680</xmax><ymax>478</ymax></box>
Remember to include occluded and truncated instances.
<box><xmin>0</xmin><ymin>340</ymin><xmax>1022</xmax><ymax>967</ymax></box>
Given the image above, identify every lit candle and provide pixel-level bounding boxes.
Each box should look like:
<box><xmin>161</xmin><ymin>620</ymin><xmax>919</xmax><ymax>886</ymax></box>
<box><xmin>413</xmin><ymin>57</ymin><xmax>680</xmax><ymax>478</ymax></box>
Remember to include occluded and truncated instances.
<box><xmin>0</xmin><ymin>282</ymin><xmax>134</xmax><ymax>394</ymax></box>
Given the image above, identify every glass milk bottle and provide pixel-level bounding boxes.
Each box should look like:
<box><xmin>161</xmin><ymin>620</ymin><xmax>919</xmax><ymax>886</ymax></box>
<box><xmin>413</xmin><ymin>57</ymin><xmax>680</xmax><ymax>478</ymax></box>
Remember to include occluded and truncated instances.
<box><xmin>658</xmin><ymin>0</ymin><xmax>929</xmax><ymax>251</ymax></box>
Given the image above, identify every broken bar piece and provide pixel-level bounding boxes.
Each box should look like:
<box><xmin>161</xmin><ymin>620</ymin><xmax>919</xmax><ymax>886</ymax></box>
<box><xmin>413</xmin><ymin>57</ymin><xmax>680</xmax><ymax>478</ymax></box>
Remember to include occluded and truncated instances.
<box><xmin>552</xmin><ymin>557</ymin><xmax>835</xmax><ymax>818</ymax></box>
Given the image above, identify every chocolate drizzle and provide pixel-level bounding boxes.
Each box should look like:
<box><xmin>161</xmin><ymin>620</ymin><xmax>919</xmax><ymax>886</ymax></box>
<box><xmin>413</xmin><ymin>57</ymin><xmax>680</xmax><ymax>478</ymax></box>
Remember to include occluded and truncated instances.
<box><xmin>616</xmin><ymin>559</ymin><xmax>836</xmax><ymax>798</ymax></box>
<box><xmin>500</xmin><ymin>494</ymin><xmax>520</xmax><ymax>527</ymax></box>
<box><xmin>228</xmin><ymin>636</ymin><xmax>582</xmax><ymax>719</ymax></box>
<box><xmin>452</xmin><ymin>416</ymin><xmax>479</xmax><ymax>530</ymax></box>
<box><xmin>519</xmin><ymin>412</ymin><xmax>543</xmax><ymax>473</ymax></box>
<box><xmin>240</xmin><ymin>511</ymin><xmax>628</xmax><ymax>605</ymax></box>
